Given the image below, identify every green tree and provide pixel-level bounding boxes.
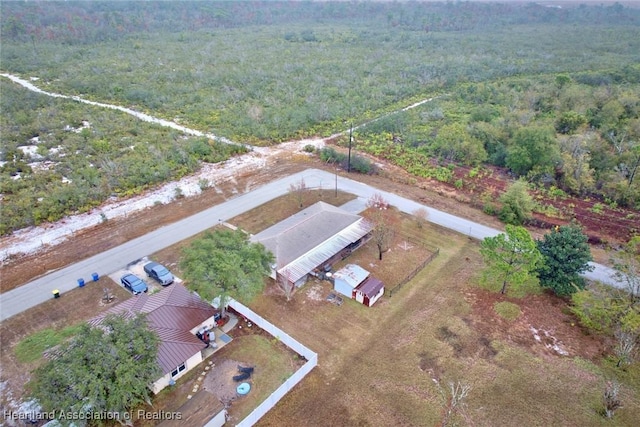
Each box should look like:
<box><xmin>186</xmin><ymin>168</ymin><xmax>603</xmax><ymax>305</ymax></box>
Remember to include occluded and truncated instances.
<box><xmin>180</xmin><ymin>229</ymin><xmax>274</xmax><ymax>303</ymax></box>
<box><xmin>499</xmin><ymin>180</ymin><xmax>534</xmax><ymax>225</ymax></box>
<box><xmin>555</xmin><ymin>111</ymin><xmax>586</xmax><ymax>134</ymax></box>
<box><xmin>599</xmin><ymin>99</ymin><xmax>625</xmax><ymax>133</ymax></box>
<box><xmin>480</xmin><ymin>225</ymin><xmax>542</xmax><ymax>296</ymax></box>
<box><xmin>506</xmin><ymin>126</ymin><xmax>560</xmax><ymax>177</ymax></box>
<box><xmin>558</xmin><ymin>134</ymin><xmax>596</xmax><ymax>195</ymax></box>
<box><xmin>536</xmin><ymin>224</ymin><xmax>594</xmax><ymax>296</ymax></box>
<box><xmin>31</xmin><ymin>315</ymin><xmax>160</xmax><ymax>425</ymax></box>
<box><xmin>571</xmin><ymin>285</ymin><xmax>640</xmax><ymax>335</ymax></box>
<box><xmin>433</xmin><ymin>123</ymin><xmax>487</xmax><ymax>166</ymax></box>
<box><xmin>571</xmin><ymin>238</ymin><xmax>640</xmax><ymax>335</ymax></box>
<box><xmin>555</xmin><ymin>73</ymin><xmax>572</xmax><ymax>88</ymax></box>
<box><xmin>469</xmin><ymin>121</ymin><xmax>508</xmax><ymax>166</ymax></box>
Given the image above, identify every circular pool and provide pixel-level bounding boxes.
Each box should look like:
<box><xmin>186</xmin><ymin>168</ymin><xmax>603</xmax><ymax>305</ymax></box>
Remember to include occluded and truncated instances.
<box><xmin>237</xmin><ymin>382</ymin><xmax>251</xmax><ymax>395</ymax></box>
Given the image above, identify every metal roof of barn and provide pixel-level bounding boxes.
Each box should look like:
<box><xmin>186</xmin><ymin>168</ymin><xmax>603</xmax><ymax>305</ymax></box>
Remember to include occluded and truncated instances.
<box><xmin>333</xmin><ymin>264</ymin><xmax>370</xmax><ymax>289</ymax></box>
<box><xmin>251</xmin><ymin>202</ymin><xmax>372</xmax><ymax>283</ymax></box>
<box><xmin>89</xmin><ymin>284</ymin><xmax>215</xmax><ymax>374</ymax></box>
<box><xmin>279</xmin><ymin>220</ymin><xmax>372</xmax><ymax>283</ymax></box>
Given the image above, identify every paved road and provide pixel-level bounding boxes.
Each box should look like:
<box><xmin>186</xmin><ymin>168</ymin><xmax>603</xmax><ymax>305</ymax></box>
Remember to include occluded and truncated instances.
<box><xmin>0</xmin><ymin>168</ymin><xmax>623</xmax><ymax>321</ymax></box>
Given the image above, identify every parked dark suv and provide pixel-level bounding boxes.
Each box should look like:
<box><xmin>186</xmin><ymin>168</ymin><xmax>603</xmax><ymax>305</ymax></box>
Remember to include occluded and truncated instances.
<box><xmin>143</xmin><ymin>262</ymin><xmax>174</xmax><ymax>286</ymax></box>
<box><xmin>120</xmin><ymin>273</ymin><xmax>149</xmax><ymax>295</ymax></box>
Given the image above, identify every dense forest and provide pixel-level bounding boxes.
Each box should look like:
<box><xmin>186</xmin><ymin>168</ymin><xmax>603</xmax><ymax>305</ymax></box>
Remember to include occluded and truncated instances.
<box><xmin>353</xmin><ymin>70</ymin><xmax>640</xmax><ymax>206</ymax></box>
<box><xmin>1</xmin><ymin>1</ymin><xmax>639</xmax><ymax>235</ymax></box>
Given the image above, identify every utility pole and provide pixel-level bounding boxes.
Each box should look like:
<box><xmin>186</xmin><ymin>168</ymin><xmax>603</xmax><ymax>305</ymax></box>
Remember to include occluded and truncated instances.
<box><xmin>335</xmin><ymin>162</ymin><xmax>338</xmax><ymax>197</ymax></box>
<box><xmin>347</xmin><ymin>122</ymin><xmax>353</xmax><ymax>173</ymax></box>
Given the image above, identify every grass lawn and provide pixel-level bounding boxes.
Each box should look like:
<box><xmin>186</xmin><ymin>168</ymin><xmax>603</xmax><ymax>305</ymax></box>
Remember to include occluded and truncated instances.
<box><xmin>14</xmin><ymin>324</ymin><xmax>85</xmax><ymax>363</ymax></box>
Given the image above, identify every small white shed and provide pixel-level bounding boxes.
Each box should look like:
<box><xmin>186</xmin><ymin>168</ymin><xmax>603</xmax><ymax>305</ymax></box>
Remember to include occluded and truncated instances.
<box><xmin>333</xmin><ymin>264</ymin><xmax>370</xmax><ymax>298</ymax></box>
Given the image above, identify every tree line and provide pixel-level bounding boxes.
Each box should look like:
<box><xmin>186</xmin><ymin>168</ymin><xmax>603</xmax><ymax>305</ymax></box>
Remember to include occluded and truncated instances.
<box><xmin>1</xmin><ymin>1</ymin><xmax>639</xmax><ymax>237</ymax></box>
<box><xmin>354</xmin><ymin>68</ymin><xmax>640</xmax><ymax>209</ymax></box>
<box><xmin>3</xmin><ymin>1</ymin><xmax>638</xmax><ymax>45</ymax></box>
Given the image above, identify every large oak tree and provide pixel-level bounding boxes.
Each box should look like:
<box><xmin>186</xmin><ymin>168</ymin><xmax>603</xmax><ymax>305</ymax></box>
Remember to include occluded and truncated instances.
<box><xmin>31</xmin><ymin>315</ymin><xmax>160</xmax><ymax>425</ymax></box>
<box><xmin>180</xmin><ymin>228</ymin><xmax>274</xmax><ymax>304</ymax></box>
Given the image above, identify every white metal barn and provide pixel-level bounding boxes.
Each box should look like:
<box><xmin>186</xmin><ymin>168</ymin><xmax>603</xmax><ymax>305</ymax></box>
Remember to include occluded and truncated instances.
<box><xmin>251</xmin><ymin>201</ymin><xmax>372</xmax><ymax>287</ymax></box>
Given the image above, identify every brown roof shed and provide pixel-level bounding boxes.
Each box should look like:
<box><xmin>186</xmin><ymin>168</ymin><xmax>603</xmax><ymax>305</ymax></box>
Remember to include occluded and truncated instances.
<box><xmin>355</xmin><ymin>277</ymin><xmax>384</xmax><ymax>298</ymax></box>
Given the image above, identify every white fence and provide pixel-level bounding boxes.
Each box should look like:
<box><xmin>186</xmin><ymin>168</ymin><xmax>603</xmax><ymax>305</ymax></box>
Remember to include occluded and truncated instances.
<box><xmin>227</xmin><ymin>299</ymin><xmax>318</xmax><ymax>427</ymax></box>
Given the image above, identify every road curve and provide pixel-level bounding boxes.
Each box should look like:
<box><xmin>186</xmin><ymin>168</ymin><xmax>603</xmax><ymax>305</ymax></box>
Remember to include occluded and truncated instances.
<box><xmin>0</xmin><ymin>168</ymin><xmax>623</xmax><ymax>322</ymax></box>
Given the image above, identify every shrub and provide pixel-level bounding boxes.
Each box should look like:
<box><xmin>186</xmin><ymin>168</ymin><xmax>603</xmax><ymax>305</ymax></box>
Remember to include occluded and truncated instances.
<box><xmin>349</xmin><ymin>154</ymin><xmax>374</xmax><ymax>174</ymax></box>
<box><xmin>302</xmin><ymin>144</ymin><xmax>316</xmax><ymax>153</ymax></box>
<box><xmin>198</xmin><ymin>178</ymin><xmax>210</xmax><ymax>191</ymax></box>
<box><xmin>494</xmin><ymin>301</ymin><xmax>522</xmax><ymax>321</ymax></box>
<box><xmin>590</xmin><ymin>203</ymin><xmax>605</xmax><ymax>214</ymax></box>
<box><xmin>319</xmin><ymin>147</ymin><xmax>345</xmax><ymax>164</ymax></box>
<box><xmin>499</xmin><ymin>180</ymin><xmax>534</xmax><ymax>225</ymax></box>
<box><xmin>483</xmin><ymin>204</ymin><xmax>498</xmax><ymax>216</ymax></box>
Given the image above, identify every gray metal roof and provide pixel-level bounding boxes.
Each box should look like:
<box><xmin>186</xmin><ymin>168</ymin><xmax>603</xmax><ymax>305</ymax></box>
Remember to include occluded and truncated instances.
<box><xmin>333</xmin><ymin>264</ymin><xmax>370</xmax><ymax>289</ymax></box>
<box><xmin>251</xmin><ymin>202</ymin><xmax>372</xmax><ymax>283</ymax></box>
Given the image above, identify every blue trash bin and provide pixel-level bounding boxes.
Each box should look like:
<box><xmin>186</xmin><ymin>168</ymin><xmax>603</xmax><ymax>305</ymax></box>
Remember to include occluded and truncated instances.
<box><xmin>77</xmin><ymin>278</ymin><xmax>85</xmax><ymax>287</ymax></box>
<box><xmin>92</xmin><ymin>272</ymin><xmax>99</xmax><ymax>282</ymax></box>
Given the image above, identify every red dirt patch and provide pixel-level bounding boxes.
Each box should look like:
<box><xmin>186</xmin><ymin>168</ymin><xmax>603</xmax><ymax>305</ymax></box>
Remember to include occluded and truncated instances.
<box><xmin>464</xmin><ymin>288</ymin><xmax>612</xmax><ymax>362</ymax></box>
<box><xmin>450</xmin><ymin>164</ymin><xmax>638</xmax><ymax>245</ymax></box>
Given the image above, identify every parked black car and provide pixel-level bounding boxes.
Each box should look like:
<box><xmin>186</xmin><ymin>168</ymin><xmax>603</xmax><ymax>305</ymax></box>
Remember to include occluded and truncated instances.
<box><xmin>120</xmin><ymin>273</ymin><xmax>149</xmax><ymax>295</ymax></box>
<box><xmin>143</xmin><ymin>262</ymin><xmax>174</xmax><ymax>286</ymax></box>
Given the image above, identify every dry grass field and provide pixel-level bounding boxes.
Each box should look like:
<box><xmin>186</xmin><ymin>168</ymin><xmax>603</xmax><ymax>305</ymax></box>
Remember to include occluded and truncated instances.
<box><xmin>3</xmin><ymin>173</ymin><xmax>639</xmax><ymax>427</ymax></box>
<box><xmin>223</xmin><ymin>195</ymin><xmax>640</xmax><ymax>427</ymax></box>
<box><xmin>249</xmin><ymin>228</ymin><xmax>640</xmax><ymax>426</ymax></box>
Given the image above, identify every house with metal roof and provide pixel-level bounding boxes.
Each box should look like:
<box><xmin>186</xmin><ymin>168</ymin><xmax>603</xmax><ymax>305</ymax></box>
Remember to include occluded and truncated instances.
<box><xmin>250</xmin><ymin>201</ymin><xmax>372</xmax><ymax>287</ymax></box>
<box><xmin>89</xmin><ymin>284</ymin><xmax>221</xmax><ymax>394</ymax></box>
